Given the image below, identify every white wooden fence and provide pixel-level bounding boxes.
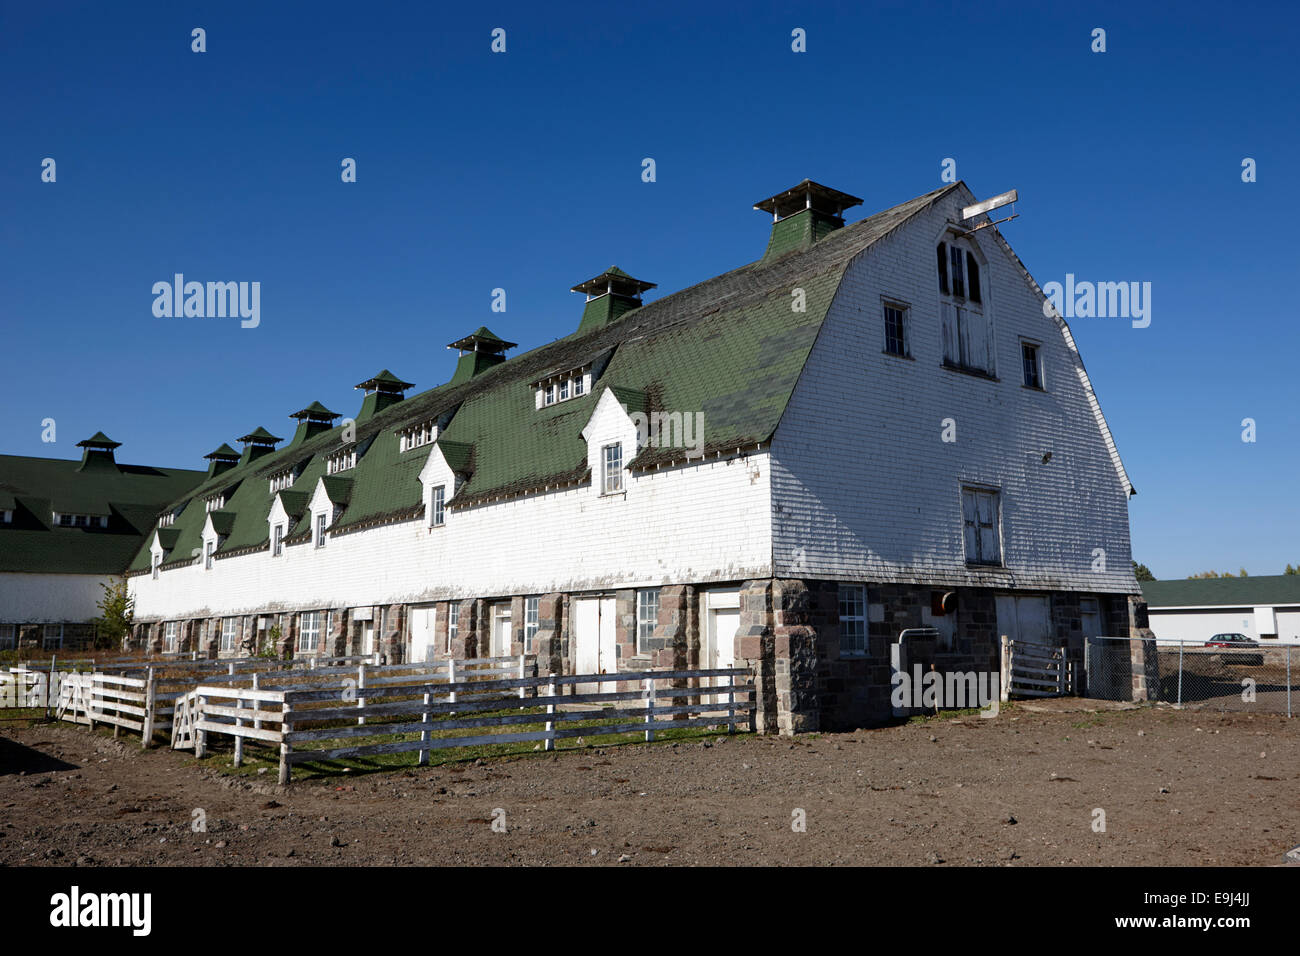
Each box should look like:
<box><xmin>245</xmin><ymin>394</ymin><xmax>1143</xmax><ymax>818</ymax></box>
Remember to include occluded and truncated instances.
<box><xmin>170</xmin><ymin>665</ymin><xmax>752</xmax><ymax>784</ymax></box>
<box><xmin>1000</xmin><ymin>636</ymin><xmax>1075</xmax><ymax>699</ymax></box>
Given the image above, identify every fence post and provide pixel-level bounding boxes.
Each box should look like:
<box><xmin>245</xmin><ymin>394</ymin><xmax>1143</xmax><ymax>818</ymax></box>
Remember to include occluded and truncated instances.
<box><xmin>727</xmin><ymin>670</ymin><xmax>736</xmax><ymax>735</ymax></box>
<box><xmin>233</xmin><ymin>694</ymin><xmax>245</xmax><ymax>768</ymax></box>
<box><xmin>141</xmin><ymin>667</ymin><xmax>155</xmax><ymax>749</ymax></box>
<box><xmin>194</xmin><ymin>692</ymin><xmax>207</xmax><ymax>759</ymax></box>
<box><xmin>45</xmin><ymin>655</ymin><xmax>56</xmax><ymax>718</ymax></box>
<box><xmin>999</xmin><ymin>636</ymin><xmax>1010</xmax><ymax>702</ymax></box>
<box><xmin>545</xmin><ymin>672</ymin><xmax>556</xmax><ymax>752</ymax></box>
<box><xmin>644</xmin><ymin>678</ymin><xmax>656</xmax><ymax>742</ymax></box>
<box><xmin>1177</xmin><ymin>641</ymin><xmax>1184</xmax><ymax>706</ymax></box>
<box><xmin>279</xmin><ymin>698</ymin><xmax>293</xmax><ymax>785</ymax></box>
<box><xmin>1287</xmin><ymin>646</ymin><xmax>1292</xmax><ymax>719</ymax></box>
<box><xmin>448</xmin><ymin>658</ymin><xmax>457</xmax><ymax>715</ymax></box>
<box><xmin>418</xmin><ymin>691</ymin><xmax>431</xmax><ymax>766</ymax></box>
<box><xmin>357</xmin><ymin>662</ymin><xmax>367</xmax><ymax>726</ymax></box>
<box><xmin>252</xmin><ymin>673</ymin><xmax>262</xmax><ymax>731</ymax></box>
<box><xmin>518</xmin><ymin>654</ymin><xmax>526</xmax><ymax>700</ymax></box>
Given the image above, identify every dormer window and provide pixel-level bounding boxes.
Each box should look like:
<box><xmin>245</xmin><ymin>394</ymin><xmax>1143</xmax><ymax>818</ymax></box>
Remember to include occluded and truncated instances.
<box><xmin>602</xmin><ymin>443</ymin><xmax>624</xmax><ymax>495</ymax></box>
<box><xmin>314</xmin><ymin>513</ymin><xmax>327</xmax><ymax>549</ymax></box>
<box><xmin>152</xmin><ymin>554</ymin><xmax>161</xmax><ymax>579</ymax></box>
<box><xmin>1</xmin><ymin>510</ymin><xmax>11</xmax><ymax>524</ymax></box>
<box><xmin>937</xmin><ymin>237</ymin><xmax>993</xmax><ymax>375</ymax></box>
<box><xmin>53</xmin><ymin>512</ymin><xmax>108</xmax><ymax>528</ymax></box>
<box><xmin>158</xmin><ymin>511</ymin><xmax>175</xmax><ymax>528</ymax></box>
<box><xmin>537</xmin><ymin>366</ymin><xmax>592</xmax><ymax>408</ymax></box>
<box><xmin>205</xmin><ymin>495</ymin><xmax>226</xmax><ymax>513</ymax></box>
<box><xmin>327</xmin><ymin>448</ymin><xmax>357</xmax><ymax>475</ymax></box>
<box><xmin>272</xmin><ymin>524</ymin><xmax>285</xmax><ymax>557</ymax></box>
<box><xmin>270</xmin><ymin>470</ymin><xmax>294</xmax><ymax>493</ymax></box>
<box><xmin>399</xmin><ymin>420</ymin><xmax>436</xmax><ymax>453</ymax></box>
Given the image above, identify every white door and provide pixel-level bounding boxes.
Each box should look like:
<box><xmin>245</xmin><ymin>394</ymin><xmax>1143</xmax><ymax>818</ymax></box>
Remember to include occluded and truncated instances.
<box><xmin>996</xmin><ymin>594</ymin><xmax>1052</xmax><ymax>646</ymax></box>
<box><xmin>573</xmin><ymin>596</ymin><xmax>617</xmax><ymax>692</ymax></box>
<box><xmin>360</xmin><ymin>622</ymin><xmax>375</xmax><ymax>657</ymax></box>
<box><xmin>490</xmin><ymin>604</ymin><xmax>512</xmax><ymax>658</ymax></box>
<box><xmin>703</xmin><ymin>590</ymin><xmax>740</xmax><ymax>704</ymax></box>
<box><xmin>408</xmin><ymin>606</ymin><xmax>436</xmax><ymax>663</ymax></box>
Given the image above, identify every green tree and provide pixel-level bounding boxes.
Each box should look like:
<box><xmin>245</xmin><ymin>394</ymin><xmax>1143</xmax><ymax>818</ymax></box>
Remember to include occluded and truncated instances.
<box><xmin>92</xmin><ymin>576</ymin><xmax>134</xmax><ymax>651</ymax></box>
<box><xmin>1132</xmin><ymin>561</ymin><xmax>1156</xmax><ymax>582</ymax></box>
<box><xmin>1238</xmin><ymin>568</ymin><xmax>1249</xmax><ymax>577</ymax></box>
<box><xmin>1285</xmin><ymin>564</ymin><xmax>1297</xmax><ymax>575</ymax></box>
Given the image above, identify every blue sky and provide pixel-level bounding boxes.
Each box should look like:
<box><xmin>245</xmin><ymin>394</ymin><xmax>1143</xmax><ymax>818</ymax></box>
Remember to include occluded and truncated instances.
<box><xmin>2</xmin><ymin>1</ymin><xmax>1296</xmax><ymax>580</ymax></box>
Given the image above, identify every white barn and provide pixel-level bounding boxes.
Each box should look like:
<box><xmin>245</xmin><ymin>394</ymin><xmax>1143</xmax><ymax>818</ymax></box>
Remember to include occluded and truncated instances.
<box><xmin>122</xmin><ymin>180</ymin><xmax>1141</xmax><ymax>731</ymax></box>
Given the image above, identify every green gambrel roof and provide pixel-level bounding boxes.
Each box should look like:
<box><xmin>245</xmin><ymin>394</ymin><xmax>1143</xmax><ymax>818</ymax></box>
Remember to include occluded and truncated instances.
<box><xmin>205</xmin><ymin>443</ymin><xmax>240</xmax><ymax>460</ymax></box>
<box><xmin>0</xmin><ymin>453</ymin><xmax>205</xmax><ymax>574</ymax></box>
<box><xmin>1142</xmin><ymin>576</ymin><xmax>1300</xmax><ymax>608</ymax></box>
<box><xmin>130</xmin><ymin>184</ymin><xmax>958</xmax><ymax>570</ymax></box>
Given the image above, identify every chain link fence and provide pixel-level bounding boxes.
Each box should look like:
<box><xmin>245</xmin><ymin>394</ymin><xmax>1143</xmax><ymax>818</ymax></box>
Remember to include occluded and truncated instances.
<box><xmin>1084</xmin><ymin>636</ymin><xmax>1295</xmax><ymax>716</ymax></box>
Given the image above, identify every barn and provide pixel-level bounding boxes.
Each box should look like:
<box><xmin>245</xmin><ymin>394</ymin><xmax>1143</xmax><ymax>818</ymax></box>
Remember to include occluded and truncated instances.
<box><xmin>118</xmin><ymin>179</ymin><xmax>1142</xmax><ymax>732</ymax></box>
<box><xmin>1142</xmin><ymin>576</ymin><xmax>1300</xmax><ymax>645</ymax></box>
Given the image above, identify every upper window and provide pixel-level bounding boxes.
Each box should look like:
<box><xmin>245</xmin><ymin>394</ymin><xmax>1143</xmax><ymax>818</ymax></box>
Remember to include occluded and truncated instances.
<box><xmin>54</xmin><ymin>512</ymin><xmax>107</xmax><ymax>528</ymax></box>
<box><xmin>205</xmin><ymin>495</ymin><xmax>226</xmax><ymax>512</ymax></box>
<box><xmin>883</xmin><ymin>301</ymin><xmax>910</xmax><ymax>357</ymax></box>
<box><xmin>152</xmin><ymin>554</ymin><xmax>161</xmax><ymax>580</ymax></box>
<box><xmin>838</xmin><ymin>585</ymin><xmax>868</xmax><ymax>656</ymax></box>
<box><xmin>636</xmin><ymin>589</ymin><xmax>660</xmax><ymax>655</ymax></box>
<box><xmin>962</xmin><ymin>487</ymin><xmax>1002</xmax><ymax>566</ymax></box>
<box><xmin>327</xmin><ymin>448</ymin><xmax>357</xmax><ymax>475</ymax></box>
<box><xmin>937</xmin><ymin>239</ymin><xmax>992</xmax><ymax>375</ymax></box>
<box><xmin>538</xmin><ymin>368</ymin><xmax>590</xmax><ymax>408</ymax></box>
<box><xmin>399</xmin><ymin>420</ymin><xmax>436</xmax><ymax>453</ymax></box>
<box><xmin>315</xmin><ymin>513</ymin><xmax>327</xmax><ymax>548</ymax></box>
<box><xmin>158</xmin><ymin>511</ymin><xmax>175</xmax><ymax>528</ymax></box>
<box><xmin>205</xmin><ymin>541</ymin><xmax>215</xmax><ymax>570</ymax></box>
<box><xmin>524</xmin><ymin>596</ymin><xmax>540</xmax><ymax>653</ymax></box>
<box><xmin>1021</xmin><ymin>341</ymin><xmax>1043</xmax><ymax>390</ymax></box>
<box><xmin>430</xmin><ymin>485</ymin><xmax>445</xmax><ymax>528</ymax></box>
<box><xmin>602</xmin><ymin>443</ymin><xmax>624</xmax><ymax>495</ymax></box>
<box><xmin>272</xmin><ymin>524</ymin><xmax>284</xmax><ymax>557</ymax></box>
<box><xmin>270</xmin><ymin>470</ymin><xmax>294</xmax><ymax>494</ymax></box>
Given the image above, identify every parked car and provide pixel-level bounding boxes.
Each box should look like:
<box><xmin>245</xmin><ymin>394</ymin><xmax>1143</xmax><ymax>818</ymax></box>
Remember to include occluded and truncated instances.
<box><xmin>1205</xmin><ymin>633</ymin><xmax>1263</xmax><ymax>665</ymax></box>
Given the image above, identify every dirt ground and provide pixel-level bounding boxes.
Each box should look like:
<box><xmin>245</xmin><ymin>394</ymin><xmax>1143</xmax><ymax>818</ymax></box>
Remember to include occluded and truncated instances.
<box><xmin>1</xmin><ymin>701</ymin><xmax>1297</xmax><ymax>866</ymax></box>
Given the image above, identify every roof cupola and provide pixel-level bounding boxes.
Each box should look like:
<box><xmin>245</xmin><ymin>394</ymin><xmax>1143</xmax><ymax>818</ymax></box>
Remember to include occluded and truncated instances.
<box><xmin>572</xmin><ymin>266</ymin><xmax>655</xmax><ymax>334</ymax></box>
<box><xmin>754</xmin><ymin>179</ymin><xmax>863</xmax><ymax>262</ymax></box>
<box><xmin>355</xmin><ymin>369</ymin><xmax>413</xmax><ymax>422</ymax></box>
<box><xmin>447</xmin><ymin>327</ymin><xmax>516</xmax><ymax>385</ymax></box>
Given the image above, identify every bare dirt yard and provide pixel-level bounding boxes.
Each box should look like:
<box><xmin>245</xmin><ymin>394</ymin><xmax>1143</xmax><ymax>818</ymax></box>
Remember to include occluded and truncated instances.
<box><xmin>1</xmin><ymin>701</ymin><xmax>1297</xmax><ymax>866</ymax></box>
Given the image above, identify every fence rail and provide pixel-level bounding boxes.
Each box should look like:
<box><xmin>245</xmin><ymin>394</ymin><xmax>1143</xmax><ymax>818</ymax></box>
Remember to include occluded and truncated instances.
<box><xmin>169</xmin><ymin>665</ymin><xmax>752</xmax><ymax>784</ymax></box>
